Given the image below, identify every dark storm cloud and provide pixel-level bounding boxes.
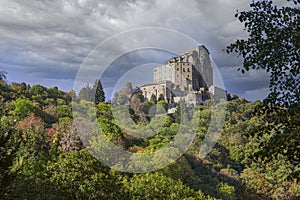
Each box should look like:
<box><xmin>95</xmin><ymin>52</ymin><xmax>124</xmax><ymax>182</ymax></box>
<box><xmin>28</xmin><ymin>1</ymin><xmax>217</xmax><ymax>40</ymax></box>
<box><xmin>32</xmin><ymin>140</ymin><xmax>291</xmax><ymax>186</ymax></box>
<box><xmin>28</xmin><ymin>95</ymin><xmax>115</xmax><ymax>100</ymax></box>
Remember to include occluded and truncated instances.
<box><xmin>220</xmin><ymin>67</ymin><xmax>270</xmax><ymax>100</ymax></box>
<box><xmin>0</xmin><ymin>0</ymin><xmax>277</xmax><ymax>100</ymax></box>
<box><xmin>101</xmin><ymin>49</ymin><xmax>175</xmax><ymax>86</ymax></box>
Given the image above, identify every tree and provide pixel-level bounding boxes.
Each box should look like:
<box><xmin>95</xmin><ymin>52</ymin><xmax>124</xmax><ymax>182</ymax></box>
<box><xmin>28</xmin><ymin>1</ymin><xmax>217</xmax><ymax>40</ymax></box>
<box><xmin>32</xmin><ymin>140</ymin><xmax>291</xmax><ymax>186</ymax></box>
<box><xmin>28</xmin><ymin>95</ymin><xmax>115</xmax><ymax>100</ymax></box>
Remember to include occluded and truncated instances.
<box><xmin>158</xmin><ymin>93</ymin><xmax>165</xmax><ymax>101</ymax></box>
<box><xmin>157</xmin><ymin>100</ymin><xmax>168</xmax><ymax>114</ymax></box>
<box><xmin>93</xmin><ymin>79</ymin><xmax>105</xmax><ymax>105</ymax></box>
<box><xmin>78</xmin><ymin>84</ymin><xmax>93</xmax><ymax>102</ymax></box>
<box><xmin>15</xmin><ymin>114</ymin><xmax>47</xmax><ymax>153</ymax></box>
<box><xmin>58</xmin><ymin>121</ymin><xmax>84</xmax><ymax>152</ymax></box>
<box><xmin>29</xmin><ymin>84</ymin><xmax>49</xmax><ymax>106</ymax></box>
<box><xmin>123</xmin><ymin>172</ymin><xmax>208</xmax><ymax>200</ymax></box>
<box><xmin>13</xmin><ymin>98</ymin><xmax>40</xmax><ymax>120</ymax></box>
<box><xmin>11</xmin><ymin>82</ymin><xmax>27</xmax><ymax>98</ymax></box>
<box><xmin>11</xmin><ymin>150</ymin><xmax>127</xmax><ymax>200</ymax></box>
<box><xmin>47</xmin><ymin>87</ymin><xmax>60</xmax><ymax>105</ymax></box>
<box><xmin>173</xmin><ymin>99</ymin><xmax>189</xmax><ymax>123</ymax></box>
<box><xmin>226</xmin><ymin>0</ymin><xmax>300</xmax><ymax>178</ymax></box>
<box><xmin>226</xmin><ymin>0</ymin><xmax>299</xmax><ymax>105</ymax></box>
<box><xmin>125</xmin><ymin>82</ymin><xmax>133</xmax><ymax>94</ymax></box>
<box><xmin>129</xmin><ymin>93</ymin><xmax>144</xmax><ymax>122</ymax></box>
<box><xmin>221</xmin><ymin>100</ymin><xmax>300</xmax><ymax>198</ymax></box>
<box><xmin>49</xmin><ymin>150</ymin><xmax>127</xmax><ymax>199</ymax></box>
<box><xmin>0</xmin><ymin>70</ymin><xmax>7</xmax><ymax>81</ymax></box>
<box><xmin>0</xmin><ymin>116</ymin><xmax>18</xmax><ymax>190</ymax></box>
<box><xmin>141</xmin><ymin>100</ymin><xmax>154</xmax><ymax>115</ymax></box>
<box><xmin>150</xmin><ymin>94</ymin><xmax>157</xmax><ymax>103</ymax></box>
<box><xmin>111</xmin><ymin>82</ymin><xmax>133</xmax><ymax>105</ymax></box>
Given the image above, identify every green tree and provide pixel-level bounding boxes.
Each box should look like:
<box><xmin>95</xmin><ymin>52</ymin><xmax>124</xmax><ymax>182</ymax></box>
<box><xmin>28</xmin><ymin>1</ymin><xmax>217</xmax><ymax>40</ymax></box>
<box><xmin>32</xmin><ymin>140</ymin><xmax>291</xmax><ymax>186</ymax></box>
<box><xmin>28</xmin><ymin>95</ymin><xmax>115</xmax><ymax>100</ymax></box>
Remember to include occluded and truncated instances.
<box><xmin>0</xmin><ymin>116</ymin><xmax>18</xmax><ymax>192</ymax></box>
<box><xmin>158</xmin><ymin>93</ymin><xmax>165</xmax><ymax>101</ymax></box>
<box><xmin>129</xmin><ymin>93</ymin><xmax>143</xmax><ymax>114</ymax></box>
<box><xmin>173</xmin><ymin>99</ymin><xmax>189</xmax><ymax>123</ymax></box>
<box><xmin>150</xmin><ymin>94</ymin><xmax>157</xmax><ymax>103</ymax></box>
<box><xmin>111</xmin><ymin>82</ymin><xmax>133</xmax><ymax>105</ymax></box>
<box><xmin>11</xmin><ymin>82</ymin><xmax>27</xmax><ymax>98</ymax></box>
<box><xmin>0</xmin><ymin>70</ymin><xmax>7</xmax><ymax>81</ymax></box>
<box><xmin>226</xmin><ymin>0</ymin><xmax>299</xmax><ymax>105</ymax></box>
<box><xmin>47</xmin><ymin>150</ymin><xmax>127</xmax><ymax>199</ymax></box>
<box><xmin>29</xmin><ymin>84</ymin><xmax>49</xmax><ymax>105</ymax></box>
<box><xmin>141</xmin><ymin>100</ymin><xmax>154</xmax><ymax>115</ymax></box>
<box><xmin>226</xmin><ymin>0</ymin><xmax>300</xmax><ymax>178</ymax></box>
<box><xmin>56</xmin><ymin>105</ymin><xmax>72</xmax><ymax>118</ymax></box>
<box><xmin>78</xmin><ymin>84</ymin><xmax>93</xmax><ymax>102</ymax></box>
<box><xmin>96</xmin><ymin>102</ymin><xmax>113</xmax><ymax>119</ymax></box>
<box><xmin>47</xmin><ymin>86</ymin><xmax>60</xmax><ymax>105</ymax></box>
<box><xmin>157</xmin><ymin>100</ymin><xmax>168</xmax><ymax>114</ymax></box>
<box><xmin>93</xmin><ymin>79</ymin><xmax>105</xmax><ymax>105</ymax></box>
<box><xmin>123</xmin><ymin>172</ymin><xmax>210</xmax><ymax>200</ymax></box>
<box><xmin>6</xmin><ymin>150</ymin><xmax>127</xmax><ymax>200</ymax></box>
<box><xmin>13</xmin><ymin>98</ymin><xmax>39</xmax><ymax>120</ymax></box>
<box><xmin>16</xmin><ymin>115</ymin><xmax>47</xmax><ymax>155</ymax></box>
<box><xmin>125</xmin><ymin>82</ymin><xmax>133</xmax><ymax>93</ymax></box>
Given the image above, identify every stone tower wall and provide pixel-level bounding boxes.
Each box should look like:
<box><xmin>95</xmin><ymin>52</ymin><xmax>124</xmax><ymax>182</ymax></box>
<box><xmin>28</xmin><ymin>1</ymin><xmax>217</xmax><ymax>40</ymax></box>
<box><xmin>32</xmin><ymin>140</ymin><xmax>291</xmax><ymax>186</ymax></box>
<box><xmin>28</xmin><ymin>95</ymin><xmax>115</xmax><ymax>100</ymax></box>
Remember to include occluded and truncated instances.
<box><xmin>167</xmin><ymin>45</ymin><xmax>213</xmax><ymax>88</ymax></box>
<box><xmin>138</xmin><ymin>46</ymin><xmax>214</xmax><ymax>104</ymax></box>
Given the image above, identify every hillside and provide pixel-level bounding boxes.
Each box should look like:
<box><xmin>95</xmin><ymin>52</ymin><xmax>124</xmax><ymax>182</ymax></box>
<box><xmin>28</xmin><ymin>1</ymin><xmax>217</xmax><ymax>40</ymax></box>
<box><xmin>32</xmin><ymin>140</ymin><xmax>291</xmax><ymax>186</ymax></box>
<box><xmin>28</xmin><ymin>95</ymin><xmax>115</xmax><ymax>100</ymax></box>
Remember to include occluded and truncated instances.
<box><xmin>0</xmin><ymin>79</ymin><xmax>299</xmax><ymax>200</ymax></box>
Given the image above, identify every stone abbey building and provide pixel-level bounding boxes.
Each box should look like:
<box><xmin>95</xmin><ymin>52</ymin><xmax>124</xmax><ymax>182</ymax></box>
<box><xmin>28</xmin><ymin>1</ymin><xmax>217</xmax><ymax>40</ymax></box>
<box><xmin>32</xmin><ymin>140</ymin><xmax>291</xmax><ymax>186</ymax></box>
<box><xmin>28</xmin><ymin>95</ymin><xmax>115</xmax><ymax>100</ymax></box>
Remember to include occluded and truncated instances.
<box><xmin>138</xmin><ymin>46</ymin><xmax>223</xmax><ymax>106</ymax></box>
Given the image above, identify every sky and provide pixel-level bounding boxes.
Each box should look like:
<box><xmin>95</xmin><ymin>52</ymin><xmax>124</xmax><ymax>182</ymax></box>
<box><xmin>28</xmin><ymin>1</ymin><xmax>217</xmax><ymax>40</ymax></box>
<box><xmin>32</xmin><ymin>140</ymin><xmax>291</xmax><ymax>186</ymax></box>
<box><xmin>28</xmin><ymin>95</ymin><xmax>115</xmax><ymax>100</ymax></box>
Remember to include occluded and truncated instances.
<box><xmin>0</xmin><ymin>0</ymin><xmax>274</xmax><ymax>101</ymax></box>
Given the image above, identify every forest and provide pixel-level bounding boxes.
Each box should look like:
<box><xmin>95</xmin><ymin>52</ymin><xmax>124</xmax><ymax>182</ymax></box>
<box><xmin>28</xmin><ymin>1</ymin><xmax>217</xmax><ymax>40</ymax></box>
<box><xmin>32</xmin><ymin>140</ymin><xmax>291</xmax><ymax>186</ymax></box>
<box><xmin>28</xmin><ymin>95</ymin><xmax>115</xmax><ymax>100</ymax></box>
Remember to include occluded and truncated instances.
<box><xmin>0</xmin><ymin>75</ymin><xmax>299</xmax><ymax>200</ymax></box>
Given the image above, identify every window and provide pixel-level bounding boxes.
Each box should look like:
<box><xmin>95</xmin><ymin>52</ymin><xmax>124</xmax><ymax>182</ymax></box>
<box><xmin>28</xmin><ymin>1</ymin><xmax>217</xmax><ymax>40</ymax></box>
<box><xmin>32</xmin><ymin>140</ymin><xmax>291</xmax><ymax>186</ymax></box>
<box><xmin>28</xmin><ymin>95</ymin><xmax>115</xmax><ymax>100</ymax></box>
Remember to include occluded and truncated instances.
<box><xmin>183</xmin><ymin>68</ymin><xmax>185</xmax><ymax>72</ymax></box>
<box><xmin>177</xmin><ymin>68</ymin><xmax>179</xmax><ymax>71</ymax></box>
<box><xmin>187</xmin><ymin>68</ymin><xmax>190</xmax><ymax>72</ymax></box>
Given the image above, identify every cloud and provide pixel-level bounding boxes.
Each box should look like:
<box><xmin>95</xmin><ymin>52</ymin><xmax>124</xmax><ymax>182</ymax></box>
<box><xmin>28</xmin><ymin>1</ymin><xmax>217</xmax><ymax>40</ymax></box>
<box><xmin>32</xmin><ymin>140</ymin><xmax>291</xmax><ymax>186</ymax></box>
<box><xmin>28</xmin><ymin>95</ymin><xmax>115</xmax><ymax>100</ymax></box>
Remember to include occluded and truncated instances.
<box><xmin>0</xmin><ymin>0</ymin><xmax>271</xmax><ymax>100</ymax></box>
<box><xmin>243</xmin><ymin>87</ymin><xmax>269</xmax><ymax>102</ymax></box>
<box><xmin>219</xmin><ymin>66</ymin><xmax>270</xmax><ymax>100</ymax></box>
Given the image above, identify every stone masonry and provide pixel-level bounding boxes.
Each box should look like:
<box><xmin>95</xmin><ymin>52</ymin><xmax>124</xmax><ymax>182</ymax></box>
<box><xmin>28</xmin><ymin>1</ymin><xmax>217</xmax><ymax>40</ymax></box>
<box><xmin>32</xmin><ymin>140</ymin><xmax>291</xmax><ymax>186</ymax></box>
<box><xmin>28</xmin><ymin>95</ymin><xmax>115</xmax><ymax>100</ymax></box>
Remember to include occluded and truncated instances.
<box><xmin>138</xmin><ymin>45</ymin><xmax>223</xmax><ymax>106</ymax></box>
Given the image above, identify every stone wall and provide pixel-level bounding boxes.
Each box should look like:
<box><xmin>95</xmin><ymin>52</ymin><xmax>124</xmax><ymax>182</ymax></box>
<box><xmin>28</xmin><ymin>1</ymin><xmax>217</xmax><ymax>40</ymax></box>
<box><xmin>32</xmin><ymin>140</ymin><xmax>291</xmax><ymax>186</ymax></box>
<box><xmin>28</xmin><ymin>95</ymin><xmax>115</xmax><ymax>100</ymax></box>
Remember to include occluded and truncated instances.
<box><xmin>139</xmin><ymin>82</ymin><xmax>173</xmax><ymax>103</ymax></box>
<box><xmin>138</xmin><ymin>45</ymin><xmax>214</xmax><ymax>105</ymax></box>
<box><xmin>208</xmin><ymin>86</ymin><xmax>227</xmax><ymax>102</ymax></box>
<box><xmin>166</xmin><ymin>45</ymin><xmax>213</xmax><ymax>88</ymax></box>
<box><xmin>153</xmin><ymin>63</ymin><xmax>175</xmax><ymax>83</ymax></box>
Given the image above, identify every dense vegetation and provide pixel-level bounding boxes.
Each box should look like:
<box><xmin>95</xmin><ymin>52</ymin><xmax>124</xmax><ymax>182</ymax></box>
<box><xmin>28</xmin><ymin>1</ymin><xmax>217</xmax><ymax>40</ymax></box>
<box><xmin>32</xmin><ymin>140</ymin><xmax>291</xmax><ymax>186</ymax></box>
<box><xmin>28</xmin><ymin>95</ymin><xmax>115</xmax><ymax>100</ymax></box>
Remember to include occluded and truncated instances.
<box><xmin>0</xmin><ymin>76</ymin><xmax>299</xmax><ymax>200</ymax></box>
<box><xmin>226</xmin><ymin>0</ymin><xmax>300</xmax><ymax>182</ymax></box>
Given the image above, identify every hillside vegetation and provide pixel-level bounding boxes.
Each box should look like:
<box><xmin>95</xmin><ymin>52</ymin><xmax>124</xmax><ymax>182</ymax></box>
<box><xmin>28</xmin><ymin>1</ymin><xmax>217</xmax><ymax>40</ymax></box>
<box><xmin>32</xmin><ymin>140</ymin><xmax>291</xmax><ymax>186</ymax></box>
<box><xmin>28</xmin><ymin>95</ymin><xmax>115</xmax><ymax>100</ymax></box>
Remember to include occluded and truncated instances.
<box><xmin>0</xmin><ymin>78</ymin><xmax>299</xmax><ymax>200</ymax></box>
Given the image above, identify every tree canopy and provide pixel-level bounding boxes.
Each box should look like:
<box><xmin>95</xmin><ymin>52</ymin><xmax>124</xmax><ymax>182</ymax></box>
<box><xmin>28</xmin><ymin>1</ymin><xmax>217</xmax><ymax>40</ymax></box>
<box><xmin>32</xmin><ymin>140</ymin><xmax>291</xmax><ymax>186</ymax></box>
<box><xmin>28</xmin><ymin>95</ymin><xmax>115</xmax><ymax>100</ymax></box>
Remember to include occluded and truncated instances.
<box><xmin>226</xmin><ymin>0</ymin><xmax>300</xmax><ymax>105</ymax></box>
<box><xmin>226</xmin><ymin>0</ymin><xmax>300</xmax><ymax>178</ymax></box>
<box><xmin>0</xmin><ymin>76</ymin><xmax>299</xmax><ymax>199</ymax></box>
<box><xmin>0</xmin><ymin>70</ymin><xmax>7</xmax><ymax>81</ymax></box>
<box><xmin>94</xmin><ymin>79</ymin><xmax>105</xmax><ymax>105</ymax></box>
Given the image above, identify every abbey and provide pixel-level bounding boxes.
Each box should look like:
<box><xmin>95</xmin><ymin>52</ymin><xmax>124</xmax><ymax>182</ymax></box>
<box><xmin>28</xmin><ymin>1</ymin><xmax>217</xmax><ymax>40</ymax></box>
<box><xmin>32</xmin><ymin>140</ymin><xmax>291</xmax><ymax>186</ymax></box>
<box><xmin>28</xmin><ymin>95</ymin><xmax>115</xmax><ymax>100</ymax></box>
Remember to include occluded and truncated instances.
<box><xmin>138</xmin><ymin>46</ymin><xmax>222</xmax><ymax>106</ymax></box>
